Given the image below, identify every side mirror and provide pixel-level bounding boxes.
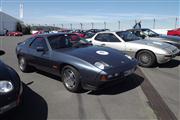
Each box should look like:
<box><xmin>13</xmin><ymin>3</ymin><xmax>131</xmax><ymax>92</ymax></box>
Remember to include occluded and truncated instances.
<box><xmin>0</xmin><ymin>50</ymin><xmax>5</xmax><ymax>56</ymax></box>
<box><xmin>36</xmin><ymin>47</ymin><xmax>45</xmax><ymax>52</ymax></box>
<box><xmin>141</xmin><ymin>35</ymin><xmax>146</xmax><ymax>39</ymax></box>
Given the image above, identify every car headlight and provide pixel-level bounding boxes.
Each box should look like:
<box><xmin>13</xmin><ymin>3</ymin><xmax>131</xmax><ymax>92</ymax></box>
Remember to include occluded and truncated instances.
<box><xmin>125</xmin><ymin>54</ymin><xmax>132</xmax><ymax>60</ymax></box>
<box><xmin>0</xmin><ymin>81</ymin><xmax>13</xmax><ymax>93</ymax></box>
<box><xmin>94</xmin><ymin>62</ymin><xmax>110</xmax><ymax>70</ymax></box>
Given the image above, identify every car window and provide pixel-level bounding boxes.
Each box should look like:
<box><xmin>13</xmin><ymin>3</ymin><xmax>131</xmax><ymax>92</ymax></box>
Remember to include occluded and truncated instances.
<box><xmin>29</xmin><ymin>37</ymin><xmax>48</xmax><ymax>50</ymax></box>
<box><xmin>48</xmin><ymin>35</ymin><xmax>71</xmax><ymax>49</ymax></box>
<box><xmin>116</xmin><ymin>31</ymin><xmax>140</xmax><ymax>42</ymax></box>
<box><xmin>95</xmin><ymin>33</ymin><xmax>120</xmax><ymax>42</ymax></box>
<box><xmin>142</xmin><ymin>29</ymin><xmax>159</xmax><ymax>37</ymax></box>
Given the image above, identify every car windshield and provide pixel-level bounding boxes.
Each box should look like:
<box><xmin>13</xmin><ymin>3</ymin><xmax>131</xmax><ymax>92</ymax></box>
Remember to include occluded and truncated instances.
<box><xmin>142</xmin><ymin>29</ymin><xmax>159</xmax><ymax>37</ymax></box>
<box><xmin>48</xmin><ymin>34</ymin><xmax>91</xmax><ymax>49</ymax></box>
<box><xmin>116</xmin><ymin>31</ymin><xmax>141</xmax><ymax>42</ymax></box>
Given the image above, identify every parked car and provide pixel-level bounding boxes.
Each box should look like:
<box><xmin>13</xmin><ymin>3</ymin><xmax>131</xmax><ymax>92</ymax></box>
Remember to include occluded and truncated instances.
<box><xmin>85</xmin><ymin>29</ymin><xmax>109</xmax><ymax>34</ymax></box>
<box><xmin>16</xmin><ymin>33</ymin><xmax>137</xmax><ymax>92</ymax></box>
<box><xmin>84</xmin><ymin>32</ymin><xmax>96</xmax><ymax>39</ymax></box>
<box><xmin>7</xmin><ymin>32</ymin><xmax>23</xmax><ymax>36</ymax></box>
<box><xmin>73</xmin><ymin>32</ymin><xmax>86</xmax><ymax>38</ymax></box>
<box><xmin>167</xmin><ymin>28</ymin><xmax>180</xmax><ymax>36</ymax></box>
<box><xmin>87</xmin><ymin>31</ymin><xmax>179</xmax><ymax>67</ymax></box>
<box><xmin>0</xmin><ymin>50</ymin><xmax>23</xmax><ymax>115</ymax></box>
<box><xmin>127</xmin><ymin>28</ymin><xmax>180</xmax><ymax>49</ymax></box>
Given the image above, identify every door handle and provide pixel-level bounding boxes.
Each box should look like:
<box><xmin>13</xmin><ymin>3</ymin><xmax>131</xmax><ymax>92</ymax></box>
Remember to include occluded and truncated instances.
<box><xmin>101</xmin><ymin>44</ymin><xmax>106</xmax><ymax>46</ymax></box>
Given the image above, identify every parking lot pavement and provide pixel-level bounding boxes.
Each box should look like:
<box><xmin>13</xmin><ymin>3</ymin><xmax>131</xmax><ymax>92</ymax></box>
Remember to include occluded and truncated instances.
<box><xmin>0</xmin><ymin>36</ymin><xmax>159</xmax><ymax>120</ymax></box>
<box><xmin>140</xmin><ymin>56</ymin><xmax>180</xmax><ymax>119</ymax></box>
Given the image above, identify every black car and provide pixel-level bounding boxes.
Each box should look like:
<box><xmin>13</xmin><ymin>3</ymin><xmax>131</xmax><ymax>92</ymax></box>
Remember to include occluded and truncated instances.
<box><xmin>0</xmin><ymin>50</ymin><xmax>23</xmax><ymax>115</ymax></box>
<box><xmin>127</xmin><ymin>28</ymin><xmax>180</xmax><ymax>49</ymax></box>
<box><xmin>16</xmin><ymin>33</ymin><xmax>137</xmax><ymax>92</ymax></box>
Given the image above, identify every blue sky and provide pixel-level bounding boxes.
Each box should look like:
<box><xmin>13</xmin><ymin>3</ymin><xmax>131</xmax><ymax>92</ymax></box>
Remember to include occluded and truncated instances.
<box><xmin>1</xmin><ymin>0</ymin><xmax>179</xmax><ymax>29</ymax></box>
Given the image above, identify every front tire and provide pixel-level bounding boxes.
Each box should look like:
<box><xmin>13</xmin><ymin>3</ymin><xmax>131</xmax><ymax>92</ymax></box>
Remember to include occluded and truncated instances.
<box><xmin>62</xmin><ymin>66</ymin><xmax>82</xmax><ymax>92</ymax></box>
<box><xmin>18</xmin><ymin>56</ymin><xmax>30</xmax><ymax>72</ymax></box>
<box><xmin>136</xmin><ymin>50</ymin><xmax>156</xmax><ymax>67</ymax></box>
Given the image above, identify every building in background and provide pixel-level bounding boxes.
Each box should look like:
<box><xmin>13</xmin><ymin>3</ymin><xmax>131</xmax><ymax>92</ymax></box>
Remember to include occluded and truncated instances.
<box><xmin>0</xmin><ymin>11</ymin><xmax>23</xmax><ymax>35</ymax></box>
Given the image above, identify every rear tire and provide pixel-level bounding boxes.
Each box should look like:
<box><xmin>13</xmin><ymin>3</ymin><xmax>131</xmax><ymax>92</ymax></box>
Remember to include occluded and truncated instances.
<box><xmin>136</xmin><ymin>50</ymin><xmax>156</xmax><ymax>67</ymax></box>
<box><xmin>61</xmin><ymin>66</ymin><xmax>82</xmax><ymax>92</ymax></box>
<box><xmin>18</xmin><ymin>56</ymin><xmax>31</xmax><ymax>72</ymax></box>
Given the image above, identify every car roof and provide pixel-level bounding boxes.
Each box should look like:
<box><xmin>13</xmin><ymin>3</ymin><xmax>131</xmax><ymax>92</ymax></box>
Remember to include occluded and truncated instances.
<box><xmin>127</xmin><ymin>28</ymin><xmax>150</xmax><ymax>31</ymax></box>
<box><xmin>96</xmin><ymin>31</ymin><xmax>126</xmax><ymax>34</ymax></box>
<box><xmin>34</xmin><ymin>33</ymin><xmax>77</xmax><ymax>38</ymax></box>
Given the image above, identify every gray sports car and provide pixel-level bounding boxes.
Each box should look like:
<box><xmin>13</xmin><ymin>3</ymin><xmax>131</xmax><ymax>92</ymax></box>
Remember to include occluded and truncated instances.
<box><xmin>16</xmin><ymin>33</ymin><xmax>137</xmax><ymax>92</ymax></box>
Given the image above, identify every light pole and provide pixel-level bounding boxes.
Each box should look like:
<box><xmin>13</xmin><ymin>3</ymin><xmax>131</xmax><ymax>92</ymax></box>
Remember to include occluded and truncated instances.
<box><xmin>0</xmin><ymin>0</ymin><xmax>2</xmax><ymax>11</ymax></box>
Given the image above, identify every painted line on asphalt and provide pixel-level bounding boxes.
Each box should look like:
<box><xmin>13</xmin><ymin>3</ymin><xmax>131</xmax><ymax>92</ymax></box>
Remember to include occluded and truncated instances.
<box><xmin>136</xmin><ymin>68</ymin><xmax>177</xmax><ymax>120</ymax></box>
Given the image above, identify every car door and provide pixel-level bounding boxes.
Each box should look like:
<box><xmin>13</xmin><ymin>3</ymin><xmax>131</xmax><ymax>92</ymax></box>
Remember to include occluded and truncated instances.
<box><xmin>92</xmin><ymin>33</ymin><xmax>126</xmax><ymax>51</ymax></box>
<box><xmin>28</xmin><ymin>37</ymin><xmax>51</xmax><ymax>71</ymax></box>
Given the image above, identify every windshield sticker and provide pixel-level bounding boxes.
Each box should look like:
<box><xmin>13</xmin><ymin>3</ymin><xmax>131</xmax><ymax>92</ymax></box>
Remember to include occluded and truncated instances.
<box><xmin>96</xmin><ymin>51</ymin><xmax>109</xmax><ymax>55</ymax></box>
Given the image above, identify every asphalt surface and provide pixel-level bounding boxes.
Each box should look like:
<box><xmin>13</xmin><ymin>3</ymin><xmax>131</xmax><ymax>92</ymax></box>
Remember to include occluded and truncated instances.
<box><xmin>0</xmin><ymin>35</ymin><xmax>179</xmax><ymax>120</ymax></box>
<box><xmin>140</xmin><ymin>57</ymin><xmax>180</xmax><ymax>119</ymax></box>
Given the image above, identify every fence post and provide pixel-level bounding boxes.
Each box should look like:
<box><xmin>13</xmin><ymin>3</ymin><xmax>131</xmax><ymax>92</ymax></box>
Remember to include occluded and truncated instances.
<box><xmin>80</xmin><ymin>23</ymin><xmax>83</xmax><ymax>30</ymax></box>
<box><xmin>118</xmin><ymin>21</ymin><xmax>120</xmax><ymax>30</ymax></box>
<box><xmin>104</xmin><ymin>22</ymin><xmax>106</xmax><ymax>29</ymax></box>
<box><xmin>153</xmin><ymin>18</ymin><xmax>155</xmax><ymax>29</ymax></box>
<box><xmin>175</xmin><ymin>17</ymin><xmax>178</xmax><ymax>28</ymax></box>
<box><xmin>70</xmin><ymin>23</ymin><xmax>72</xmax><ymax>30</ymax></box>
<box><xmin>91</xmin><ymin>22</ymin><xmax>94</xmax><ymax>29</ymax></box>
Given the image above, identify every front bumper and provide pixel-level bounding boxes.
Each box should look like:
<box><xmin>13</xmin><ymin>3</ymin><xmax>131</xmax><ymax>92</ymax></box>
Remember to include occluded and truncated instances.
<box><xmin>156</xmin><ymin>51</ymin><xmax>179</xmax><ymax>64</ymax></box>
<box><xmin>83</xmin><ymin>66</ymin><xmax>137</xmax><ymax>91</ymax></box>
<box><xmin>0</xmin><ymin>82</ymin><xmax>23</xmax><ymax>114</ymax></box>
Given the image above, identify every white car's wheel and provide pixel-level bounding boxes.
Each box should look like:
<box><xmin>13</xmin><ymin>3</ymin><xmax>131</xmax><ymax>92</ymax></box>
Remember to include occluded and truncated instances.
<box><xmin>137</xmin><ymin>50</ymin><xmax>156</xmax><ymax>67</ymax></box>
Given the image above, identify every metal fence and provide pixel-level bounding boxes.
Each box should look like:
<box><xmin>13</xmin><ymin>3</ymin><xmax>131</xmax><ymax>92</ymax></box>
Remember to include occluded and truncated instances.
<box><xmin>27</xmin><ymin>17</ymin><xmax>179</xmax><ymax>31</ymax></box>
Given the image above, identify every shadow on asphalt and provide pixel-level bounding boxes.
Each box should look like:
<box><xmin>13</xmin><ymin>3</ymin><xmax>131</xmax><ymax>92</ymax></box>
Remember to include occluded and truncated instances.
<box><xmin>35</xmin><ymin>70</ymin><xmax>144</xmax><ymax>95</ymax></box>
<box><xmin>88</xmin><ymin>73</ymin><xmax>144</xmax><ymax>95</ymax></box>
<box><xmin>157</xmin><ymin>59</ymin><xmax>180</xmax><ymax>68</ymax></box>
<box><xmin>2</xmin><ymin>83</ymin><xmax>48</xmax><ymax>120</ymax></box>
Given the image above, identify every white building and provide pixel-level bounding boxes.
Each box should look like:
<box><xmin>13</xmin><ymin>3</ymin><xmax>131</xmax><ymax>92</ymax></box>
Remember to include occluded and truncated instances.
<box><xmin>0</xmin><ymin>11</ymin><xmax>23</xmax><ymax>35</ymax></box>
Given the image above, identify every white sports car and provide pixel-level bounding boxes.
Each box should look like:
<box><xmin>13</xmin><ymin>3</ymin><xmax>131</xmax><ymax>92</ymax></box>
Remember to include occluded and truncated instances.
<box><xmin>87</xmin><ymin>31</ymin><xmax>179</xmax><ymax>67</ymax></box>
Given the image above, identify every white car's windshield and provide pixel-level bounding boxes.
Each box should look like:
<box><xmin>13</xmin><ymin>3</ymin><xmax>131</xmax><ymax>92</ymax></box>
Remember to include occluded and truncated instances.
<box><xmin>142</xmin><ymin>29</ymin><xmax>159</xmax><ymax>37</ymax></box>
<box><xmin>116</xmin><ymin>31</ymin><xmax>141</xmax><ymax>42</ymax></box>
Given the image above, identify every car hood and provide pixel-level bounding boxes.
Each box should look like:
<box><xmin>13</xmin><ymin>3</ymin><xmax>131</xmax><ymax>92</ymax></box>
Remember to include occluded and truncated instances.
<box><xmin>0</xmin><ymin>61</ymin><xmax>11</xmax><ymax>80</ymax></box>
<box><xmin>148</xmin><ymin>35</ymin><xmax>180</xmax><ymax>43</ymax></box>
<box><xmin>55</xmin><ymin>46</ymin><xmax>136</xmax><ymax>68</ymax></box>
<box><xmin>130</xmin><ymin>39</ymin><xmax>173</xmax><ymax>49</ymax></box>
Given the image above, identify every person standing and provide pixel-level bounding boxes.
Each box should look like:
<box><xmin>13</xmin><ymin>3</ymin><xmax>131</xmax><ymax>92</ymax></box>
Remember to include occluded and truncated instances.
<box><xmin>133</xmin><ymin>21</ymin><xmax>141</xmax><ymax>29</ymax></box>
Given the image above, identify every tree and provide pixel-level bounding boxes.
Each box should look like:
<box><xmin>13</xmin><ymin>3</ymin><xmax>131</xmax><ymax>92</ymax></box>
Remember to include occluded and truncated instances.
<box><xmin>16</xmin><ymin>22</ymin><xmax>22</xmax><ymax>32</ymax></box>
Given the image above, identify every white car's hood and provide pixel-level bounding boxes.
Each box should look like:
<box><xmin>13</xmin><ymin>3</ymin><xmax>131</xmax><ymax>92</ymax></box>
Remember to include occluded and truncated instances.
<box><xmin>129</xmin><ymin>39</ymin><xmax>173</xmax><ymax>49</ymax></box>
